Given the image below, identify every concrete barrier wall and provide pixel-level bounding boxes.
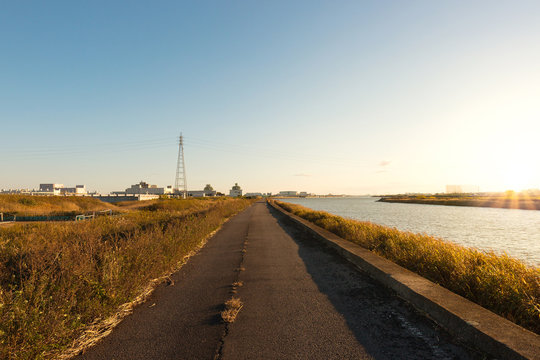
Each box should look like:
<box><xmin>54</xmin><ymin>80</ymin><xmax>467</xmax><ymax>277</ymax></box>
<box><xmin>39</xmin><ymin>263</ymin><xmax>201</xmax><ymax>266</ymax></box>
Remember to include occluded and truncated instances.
<box><xmin>269</xmin><ymin>200</ymin><xmax>539</xmax><ymax>360</ymax></box>
<box><xmin>93</xmin><ymin>194</ymin><xmax>159</xmax><ymax>203</ymax></box>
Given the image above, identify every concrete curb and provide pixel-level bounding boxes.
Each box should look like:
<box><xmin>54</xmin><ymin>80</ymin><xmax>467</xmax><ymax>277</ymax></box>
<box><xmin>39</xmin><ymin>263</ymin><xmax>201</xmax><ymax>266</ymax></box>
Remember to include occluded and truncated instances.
<box><xmin>268</xmin><ymin>201</ymin><xmax>540</xmax><ymax>360</ymax></box>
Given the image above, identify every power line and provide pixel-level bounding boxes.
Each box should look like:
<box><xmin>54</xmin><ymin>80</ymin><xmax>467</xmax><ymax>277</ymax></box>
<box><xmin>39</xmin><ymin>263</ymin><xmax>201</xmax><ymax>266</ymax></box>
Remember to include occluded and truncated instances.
<box><xmin>2</xmin><ymin>137</ymin><xmax>177</xmax><ymax>159</ymax></box>
<box><xmin>1</xmin><ymin>133</ymin><xmax>374</xmax><ymax>169</ymax></box>
<box><xmin>182</xmin><ymin>135</ymin><xmax>371</xmax><ymax>168</ymax></box>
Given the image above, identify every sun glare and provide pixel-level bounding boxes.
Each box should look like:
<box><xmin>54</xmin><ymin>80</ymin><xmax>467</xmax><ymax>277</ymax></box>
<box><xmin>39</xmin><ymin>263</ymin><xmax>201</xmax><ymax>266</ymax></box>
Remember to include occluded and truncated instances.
<box><xmin>501</xmin><ymin>160</ymin><xmax>536</xmax><ymax>192</ymax></box>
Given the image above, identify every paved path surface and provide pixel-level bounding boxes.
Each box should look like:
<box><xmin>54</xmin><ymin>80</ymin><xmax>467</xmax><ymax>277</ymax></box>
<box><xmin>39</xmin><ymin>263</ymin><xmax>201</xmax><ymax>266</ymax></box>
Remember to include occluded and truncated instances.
<box><xmin>78</xmin><ymin>201</ymin><xmax>480</xmax><ymax>359</ymax></box>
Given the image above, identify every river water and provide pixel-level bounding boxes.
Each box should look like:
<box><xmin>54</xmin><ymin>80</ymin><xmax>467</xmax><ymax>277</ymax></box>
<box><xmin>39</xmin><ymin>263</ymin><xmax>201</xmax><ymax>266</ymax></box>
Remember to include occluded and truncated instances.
<box><xmin>280</xmin><ymin>197</ymin><xmax>540</xmax><ymax>267</ymax></box>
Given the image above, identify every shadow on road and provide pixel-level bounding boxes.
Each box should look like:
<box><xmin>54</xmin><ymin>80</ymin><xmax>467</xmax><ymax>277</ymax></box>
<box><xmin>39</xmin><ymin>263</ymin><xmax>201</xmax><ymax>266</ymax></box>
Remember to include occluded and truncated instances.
<box><xmin>267</xmin><ymin>203</ymin><xmax>482</xmax><ymax>360</ymax></box>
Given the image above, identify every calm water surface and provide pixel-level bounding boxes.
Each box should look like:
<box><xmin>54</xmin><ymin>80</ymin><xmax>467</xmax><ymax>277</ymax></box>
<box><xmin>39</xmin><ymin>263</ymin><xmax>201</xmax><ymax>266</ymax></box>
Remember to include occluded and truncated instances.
<box><xmin>280</xmin><ymin>197</ymin><xmax>540</xmax><ymax>267</ymax></box>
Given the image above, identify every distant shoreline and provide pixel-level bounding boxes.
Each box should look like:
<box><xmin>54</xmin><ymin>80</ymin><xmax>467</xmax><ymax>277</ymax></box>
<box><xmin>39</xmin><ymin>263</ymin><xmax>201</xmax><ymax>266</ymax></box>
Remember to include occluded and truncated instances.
<box><xmin>377</xmin><ymin>196</ymin><xmax>540</xmax><ymax>211</ymax></box>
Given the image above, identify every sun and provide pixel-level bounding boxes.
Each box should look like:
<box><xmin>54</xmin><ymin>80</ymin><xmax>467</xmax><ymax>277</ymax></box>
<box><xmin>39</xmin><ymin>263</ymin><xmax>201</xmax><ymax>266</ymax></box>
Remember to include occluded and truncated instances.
<box><xmin>501</xmin><ymin>159</ymin><xmax>537</xmax><ymax>192</ymax></box>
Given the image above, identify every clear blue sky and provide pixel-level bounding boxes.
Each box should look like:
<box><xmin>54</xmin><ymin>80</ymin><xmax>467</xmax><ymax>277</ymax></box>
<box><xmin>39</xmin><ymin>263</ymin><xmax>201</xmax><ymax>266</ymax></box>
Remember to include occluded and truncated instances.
<box><xmin>1</xmin><ymin>1</ymin><xmax>539</xmax><ymax>194</ymax></box>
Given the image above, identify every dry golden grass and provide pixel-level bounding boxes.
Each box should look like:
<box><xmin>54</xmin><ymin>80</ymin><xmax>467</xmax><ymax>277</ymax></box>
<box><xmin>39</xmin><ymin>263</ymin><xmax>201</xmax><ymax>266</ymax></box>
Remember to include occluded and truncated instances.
<box><xmin>221</xmin><ymin>297</ymin><xmax>243</xmax><ymax>323</ymax></box>
<box><xmin>276</xmin><ymin>201</ymin><xmax>540</xmax><ymax>334</ymax></box>
<box><xmin>379</xmin><ymin>194</ymin><xmax>540</xmax><ymax>210</ymax></box>
<box><xmin>230</xmin><ymin>281</ymin><xmax>244</xmax><ymax>294</ymax></box>
<box><xmin>0</xmin><ymin>197</ymin><xmax>255</xmax><ymax>359</ymax></box>
<box><xmin>0</xmin><ymin>194</ymin><xmax>116</xmax><ymax>216</ymax></box>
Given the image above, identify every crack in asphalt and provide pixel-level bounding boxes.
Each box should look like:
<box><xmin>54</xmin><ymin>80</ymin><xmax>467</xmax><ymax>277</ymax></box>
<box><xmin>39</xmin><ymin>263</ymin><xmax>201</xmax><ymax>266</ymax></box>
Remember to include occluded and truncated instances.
<box><xmin>213</xmin><ymin>219</ymin><xmax>251</xmax><ymax>360</ymax></box>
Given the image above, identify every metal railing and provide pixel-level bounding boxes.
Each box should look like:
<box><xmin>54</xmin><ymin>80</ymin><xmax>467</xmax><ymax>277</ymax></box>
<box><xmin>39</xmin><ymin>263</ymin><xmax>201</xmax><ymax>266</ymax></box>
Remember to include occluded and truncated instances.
<box><xmin>75</xmin><ymin>209</ymin><xmax>113</xmax><ymax>221</ymax></box>
<box><xmin>0</xmin><ymin>210</ymin><xmax>113</xmax><ymax>223</ymax></box>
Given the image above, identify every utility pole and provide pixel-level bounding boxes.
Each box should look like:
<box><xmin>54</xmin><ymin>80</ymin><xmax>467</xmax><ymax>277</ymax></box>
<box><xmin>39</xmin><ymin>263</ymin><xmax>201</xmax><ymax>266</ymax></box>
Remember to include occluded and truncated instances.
<box><xmin>174</xmin><ymin>133</ymin><xmax>188</xmax><ymax>198</ymax></box>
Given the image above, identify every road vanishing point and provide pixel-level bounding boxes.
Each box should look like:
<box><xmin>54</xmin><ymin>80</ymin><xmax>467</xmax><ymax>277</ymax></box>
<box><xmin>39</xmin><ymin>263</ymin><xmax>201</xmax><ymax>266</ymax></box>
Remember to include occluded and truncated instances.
<box><xmin>77</xmin><ymin>201</ymin><xmax>483</xmax><ymax>360</ymax></box>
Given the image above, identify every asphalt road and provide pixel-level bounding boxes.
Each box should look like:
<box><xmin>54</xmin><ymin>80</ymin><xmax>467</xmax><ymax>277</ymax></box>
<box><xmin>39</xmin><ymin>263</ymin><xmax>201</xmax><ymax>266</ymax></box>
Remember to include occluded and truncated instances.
<box><xmin>78</xmin><ymin>201</ymin><xmax>480</xmax><ymax>360</ymax></box>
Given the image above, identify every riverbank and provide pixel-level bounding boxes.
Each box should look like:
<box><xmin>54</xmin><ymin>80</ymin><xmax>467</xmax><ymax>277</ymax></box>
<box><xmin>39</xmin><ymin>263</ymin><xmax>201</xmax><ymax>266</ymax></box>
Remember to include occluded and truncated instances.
<box><xmin>275</xmin><ymin>201</ymin><xmax>540</xmax><ymax>335</ymax></box>
<box><xmin>0</xmin><ymin>194</ymin><xmax>116</xmax><ymax>217</ymax></box>
<box><xmin>0</xmin><ymin>197</ymin><xmax>255</xmax><ymax>359</ymax></box>
<box><xmin>378</xmin><ymin>195</ymin><xmax>540</xmax><ymax>210</ymax></box>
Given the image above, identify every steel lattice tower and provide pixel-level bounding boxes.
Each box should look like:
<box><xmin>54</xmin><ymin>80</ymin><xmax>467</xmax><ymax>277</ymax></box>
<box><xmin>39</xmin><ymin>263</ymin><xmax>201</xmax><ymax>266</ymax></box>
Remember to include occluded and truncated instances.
<box><xmin>174</xmin><ymin>133</ymin><xmax>187</xmax><ymax>198</ymax></box>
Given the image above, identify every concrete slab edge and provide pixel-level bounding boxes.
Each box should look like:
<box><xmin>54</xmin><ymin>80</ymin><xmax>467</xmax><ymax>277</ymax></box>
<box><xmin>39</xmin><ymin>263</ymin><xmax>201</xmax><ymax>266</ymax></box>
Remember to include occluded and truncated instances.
<box><xmin>268</xmin><ymin>201</ymin><xmax>540</xmax><ymax>360</ymax></box>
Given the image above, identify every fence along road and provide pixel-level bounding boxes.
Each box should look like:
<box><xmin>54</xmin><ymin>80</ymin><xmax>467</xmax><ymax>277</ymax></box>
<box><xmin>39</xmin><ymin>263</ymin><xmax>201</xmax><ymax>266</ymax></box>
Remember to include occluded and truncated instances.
<box><xmin>77</xmin><ymin>201</ymin><xmax>480</xmax><ymax>359</ymax></box>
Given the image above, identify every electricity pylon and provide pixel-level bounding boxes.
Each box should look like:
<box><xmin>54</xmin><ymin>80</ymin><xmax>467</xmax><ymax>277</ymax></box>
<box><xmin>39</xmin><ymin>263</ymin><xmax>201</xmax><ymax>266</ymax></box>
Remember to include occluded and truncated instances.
<box><xmin>174</xmin><ymin>133</ymin><xmax>187</xmax><ymax>198</ymax></box>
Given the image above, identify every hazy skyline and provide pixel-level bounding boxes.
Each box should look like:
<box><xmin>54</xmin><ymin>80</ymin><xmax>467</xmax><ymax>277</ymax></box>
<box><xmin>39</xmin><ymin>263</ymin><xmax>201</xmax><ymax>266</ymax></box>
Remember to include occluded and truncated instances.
<box><xmin>1</xmin><ymin>1</ymin><xmax>539</xmax><ymax>194</ymax></box>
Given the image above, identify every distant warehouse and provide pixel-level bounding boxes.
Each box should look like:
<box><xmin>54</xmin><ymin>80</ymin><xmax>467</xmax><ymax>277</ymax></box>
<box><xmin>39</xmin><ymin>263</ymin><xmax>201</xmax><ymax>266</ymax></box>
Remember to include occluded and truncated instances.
<box><xmin>122</xmin><ymin>181</ymin><xmax>173</xmax><ymax>195</ymax></box>
<box><xmin>277</xmin><ymin>191</ymin><xmax>310</xmax><ymax>197</ymax></box>
<box><xmin>39</xmin><ymin>183</ymin><xmax>87</xmax><ymax>195</ymax></box>
<box><xmin>188</xmin><ymin>184</ymin><xmax>217</xmax><ymax>197</ymax></box>
<box><xmin>1</xmin><ymin>183</ymin><xmax>88</xmax><ymax>196</ymax></box>
<box><xmin>279</xmin><ymin>191</ymin><xmax>298</xmax><ymax>197</ymax></box>
<box><xmin>97</xmin><ymin>181</ymin><xmax>173</xmax><ymax>203</ymax></box>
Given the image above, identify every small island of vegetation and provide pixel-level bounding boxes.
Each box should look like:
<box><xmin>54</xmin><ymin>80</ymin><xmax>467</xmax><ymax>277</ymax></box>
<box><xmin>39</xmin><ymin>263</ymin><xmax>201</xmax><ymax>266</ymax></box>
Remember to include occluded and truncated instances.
<box><xmin>378</xmin><ymin>190</ymin><xmax>540</xmax><ymax>211</ymax></box>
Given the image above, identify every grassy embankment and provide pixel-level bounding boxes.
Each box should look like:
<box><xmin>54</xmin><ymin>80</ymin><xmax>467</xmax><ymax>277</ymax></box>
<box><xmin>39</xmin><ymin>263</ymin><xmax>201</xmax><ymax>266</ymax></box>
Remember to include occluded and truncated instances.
<box><xmin>276</xmin><ymin>201</ymin><xmax>540</xmax><ymax>334</ymax></box>
<box><xmin>0</xmin><ymin>195</ymin><xmax>115</xmax><ymax>217</ymax></box>
<box><xmin>378</xmin><ymin>194</ymin><xmax>540</xmax><ymax>210</ymax></box>
<box><xmin>0</xmin><ymin>196</ymin><xmax>254</xmax><ymax>359</ymax></box>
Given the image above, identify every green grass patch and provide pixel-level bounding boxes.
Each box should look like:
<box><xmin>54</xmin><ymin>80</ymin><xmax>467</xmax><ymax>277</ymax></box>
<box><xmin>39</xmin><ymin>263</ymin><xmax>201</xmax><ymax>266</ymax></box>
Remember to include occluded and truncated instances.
<box><xmin>275</xmin><ymin>201</ymin><xmax>540</xmax><ymax>334</ymax></box>
<box><xmin>0</xmin><ymin>197</ymin><xmax>255</xmax><ymax>359</ymax></box>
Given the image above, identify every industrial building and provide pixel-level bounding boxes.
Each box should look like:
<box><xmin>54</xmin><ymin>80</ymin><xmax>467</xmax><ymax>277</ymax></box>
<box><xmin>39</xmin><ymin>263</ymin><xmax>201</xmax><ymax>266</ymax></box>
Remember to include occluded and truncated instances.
<box><xmin>229</xmin><ymin>183</ymin><xmax>243</xmax><ymax>197</ymax></box>
<box><xmin>39</xmin><ymin>183</ymin><xmax>64</xmax><ymax>194</ymax></box>
<box><xmin>92</xmin><ymin>194</ymin><xmax>159</xmax><ymax>203</ymax></box>
<box><xmin>39</xmin><ymin>183</ymin><xmax>87</xmax><ymax>195</ymax></box>
<box><xmin>121</xmin><ymin>181</ymin><xmax>173</xmax><ymax>195</ymax></box>
<box><xmin>97</xmin><ymin>181</ymin><xmax>173</xmax><ymax>202</ymax></box>
<box><xmin>279</xmin><ymin>191</ymin><xmax>298</xmax><ymax>197</ymax></box>
<box><xmin>62</xmin><ymin>185</ymin><xmax>87</xmax><ymax>195</ymax></box>
<box><xmin>188</xmin><ymin>184</ymin><xmax>217</xmax><ymax>197</ymax></box>
<box><xmin>276</xmin><ymin>191</ymin><xmax>310</xmax><ymax>197</ymax></box>
<box><xmin>0</xmin><ymin>183</ymin><xmax>88</xmax><ymax>196</ymax></box>
<box><xmin>0</xmin><ymin>188</ymin><xmax>32</xmax><ymax>194</ymax></box>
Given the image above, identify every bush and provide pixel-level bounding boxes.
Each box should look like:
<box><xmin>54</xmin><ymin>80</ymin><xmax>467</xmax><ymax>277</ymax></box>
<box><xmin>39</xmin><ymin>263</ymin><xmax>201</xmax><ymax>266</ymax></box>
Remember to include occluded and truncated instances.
<box><xmin>17</xmin><ymin>198</ymin><xmax>36</xmax><ymax>206</ymax></box>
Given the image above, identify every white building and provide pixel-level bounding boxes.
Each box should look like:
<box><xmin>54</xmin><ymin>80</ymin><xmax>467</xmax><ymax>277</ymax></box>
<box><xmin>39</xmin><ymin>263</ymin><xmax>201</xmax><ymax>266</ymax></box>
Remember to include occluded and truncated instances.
<box><xmin>279</xmin><ymin>191</ymin><xmax>298</xmax><ymax>197</ymax></box>
<box><xmin>2</xmin><ymin>183</ymin><xmax>87</xmax><ymax>196</ymax></box>
<box><xmin>93</xmin><ymin>194</ymin><xmax>160</xmax><ymax>203</ymax></box>
<box><xmin>39</xmin><ymin>183</ymin><xmax>64</xmax><ymax>195</ymax></box>
<box><xmin>187</xmin><ymin>184</ymin><xmax>217</xmax><ymax>197</ymax></box>
<box><xmin>0</xmin><ymin>188</ymin><xmax>32</xmax><ymax>194</ymax></box>
<box><xmin>61</xmin><ymin>185</ymin><xmax>87</xmax><ymax>195</ymax></box>
<box><xmin>229</xmin><ymin>183</ymin><xmax>243</xmax><ymax>197</ymax></box>
<box><xmin>124</xmin><ymin>181</ymin><xmax>173</xmax><ymax>195</ymax></box>
<box><xmin>38</xmin><ymin>183</ymin><xmax>88</xmax><ymax>195</ymax></box>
